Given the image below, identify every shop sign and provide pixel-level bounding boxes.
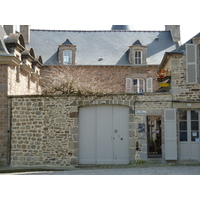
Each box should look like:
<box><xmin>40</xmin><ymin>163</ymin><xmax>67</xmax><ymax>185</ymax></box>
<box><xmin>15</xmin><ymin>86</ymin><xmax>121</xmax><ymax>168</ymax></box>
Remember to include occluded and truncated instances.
<box><xmin>136</xmin><ymin>110</ymin><xmax>147</xmax><ymax>115</ymax></box>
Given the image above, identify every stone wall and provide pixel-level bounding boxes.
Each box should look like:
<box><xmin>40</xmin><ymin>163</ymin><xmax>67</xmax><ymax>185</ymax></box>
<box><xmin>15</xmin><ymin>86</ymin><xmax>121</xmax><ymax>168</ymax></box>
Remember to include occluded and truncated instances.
<box><xmin>8</xmin><ymin>65</ymin><xmax>41</xmax><ymax>95</ymax></box>
<box><xmin>171</xmin><ymin>55</ymin><xmax>200</xmax><ymax>102</ymax></box>
<box><xmin>0</xmin><ymin>65</ymin><xmax>9</xmax><ymax>166</ymax></box>
<box><xmin>10</xmin><ymin>93</ymin><xmax>172</xmax><ymax>167</ymax></box>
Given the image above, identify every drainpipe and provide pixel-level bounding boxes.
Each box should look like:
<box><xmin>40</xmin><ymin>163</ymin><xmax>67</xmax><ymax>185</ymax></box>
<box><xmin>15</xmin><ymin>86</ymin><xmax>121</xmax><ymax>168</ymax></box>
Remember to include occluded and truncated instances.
<box><xmin>7</xmin><ymin>97</ymin><xmax>12</xmax><ymax>166</ymax></box>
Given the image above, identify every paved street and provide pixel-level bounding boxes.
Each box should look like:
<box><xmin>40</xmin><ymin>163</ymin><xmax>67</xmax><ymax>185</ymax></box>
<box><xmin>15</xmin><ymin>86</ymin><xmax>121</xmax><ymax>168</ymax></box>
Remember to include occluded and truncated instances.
<box><xmin>2</xmin><ymin>165</ymin><xmax>200</xmax><ymax>175</ymax></box>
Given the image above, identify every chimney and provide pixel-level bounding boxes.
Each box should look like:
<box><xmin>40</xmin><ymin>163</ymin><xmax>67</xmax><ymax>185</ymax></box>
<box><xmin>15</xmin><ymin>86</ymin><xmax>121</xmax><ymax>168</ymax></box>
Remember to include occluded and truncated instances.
<box><xmin>165</xmin><ymin>25</ymin><xmax>180</xmax><ymax>43</ymax></box>
<box><xmin>20</xmin><ymin>25</ymin><xmax>30</xmax><ymax>44</ymax></box>
<box><xmin>111</xmin><ymin>25</ymin><xmax>132</xmax><ymax>31</ymax></box>
<box><xmin>3</xmin><ymin>25</ymin><xmax>30</xmax><ymax>44</ymax></box>
<box><xmin>3</xmin><ymin>25</ymin><xmax>15</xmax><ymax>35</ymax></box>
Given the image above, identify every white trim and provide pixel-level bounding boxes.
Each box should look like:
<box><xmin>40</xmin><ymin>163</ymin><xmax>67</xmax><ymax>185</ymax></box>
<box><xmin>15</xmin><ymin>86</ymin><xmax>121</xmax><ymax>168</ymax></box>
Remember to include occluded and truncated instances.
<box><xmin>134</xmin><ymin>50</ymin><xmax>142</xmax><ymax>65</ymax></box>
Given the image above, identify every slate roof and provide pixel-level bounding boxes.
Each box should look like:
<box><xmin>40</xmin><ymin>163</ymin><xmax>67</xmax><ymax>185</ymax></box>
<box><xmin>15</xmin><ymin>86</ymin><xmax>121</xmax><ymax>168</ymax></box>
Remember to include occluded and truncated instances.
<box><xmin>62</xmin><ymin>39</ymin><xmax>73</xmax><ymax>45</ymax></box>
<box><xmin>132</xmin><ymin>40</ymin><xmax>142</xmax><ymax>46</ymax></box>
<box><xmin>0</xmin><ymin>25</ymin><xmax>10</xmax><ymax>55</ymax></box>
<box><xmin>28</xmin><ymin>29</ymin><xmax>179</xmax><ymax>66</ymax></box>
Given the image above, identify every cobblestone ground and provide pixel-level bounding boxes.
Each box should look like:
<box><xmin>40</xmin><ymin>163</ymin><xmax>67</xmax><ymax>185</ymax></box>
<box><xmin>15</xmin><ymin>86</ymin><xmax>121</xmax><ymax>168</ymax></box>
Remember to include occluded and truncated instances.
<box><xmin>2</xmin><ymin>165</ymin><xmax>200</xmax><ymax>175</ymax></box>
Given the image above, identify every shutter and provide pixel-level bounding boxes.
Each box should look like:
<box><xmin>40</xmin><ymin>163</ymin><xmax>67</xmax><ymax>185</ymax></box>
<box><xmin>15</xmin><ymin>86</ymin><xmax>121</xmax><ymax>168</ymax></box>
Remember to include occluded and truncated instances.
<box><xmin>126</xmin><ymin>78</ymin><xmax>133</xmax><ymax>93</ymax></box>
<box><xmin>164</xmin><ymin>109</ymin><xmax>177</xmax><ymax>160</ymax></box>
<box><xmin>146</xmin><ymin>78</ymin><xmax>153</xmax><ymax>92</ymax></box>
<box><xmin>186</xmin><ymin>43</ymin><xmax>197</xmax><ymax>84</ymax></box>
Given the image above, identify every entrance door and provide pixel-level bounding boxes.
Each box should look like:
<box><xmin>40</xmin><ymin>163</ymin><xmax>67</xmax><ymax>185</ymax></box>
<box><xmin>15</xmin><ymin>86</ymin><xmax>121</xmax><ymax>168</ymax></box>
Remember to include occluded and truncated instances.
<box><xmin>147</xmin><ymin>116</ymin><xmax>162</xmax><ymax>158</ymax></box>
<box><xmin>79</xmin><ymin>105</ymin><xmax>129</xmax><ymax>164</ymax></box>
<box><xmin>179</xmin><ymin>110</ymin><xmax>200</xmax><ymax>160</ymax></box>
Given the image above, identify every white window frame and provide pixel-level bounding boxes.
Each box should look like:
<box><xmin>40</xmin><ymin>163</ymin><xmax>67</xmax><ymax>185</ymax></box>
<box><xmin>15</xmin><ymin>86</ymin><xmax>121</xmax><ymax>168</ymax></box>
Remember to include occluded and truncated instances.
<box><xmin>132</xmin><ymin>78</ymin><xmax>145</xmax><ymax>93</ymax></box>
<box><xmin>134</xmin><ymin>51</ymin><xmax>142</xmax><ymax>65</ymax></box>
<box><xmin>63</xmin><ymin>50</ymin><xmax>72</xmax><ymax>65</ymax></box>
<box><xmin>126</xmin><ymin>77</ymin><xmax>153</xmax><ymax>93</ymax></box>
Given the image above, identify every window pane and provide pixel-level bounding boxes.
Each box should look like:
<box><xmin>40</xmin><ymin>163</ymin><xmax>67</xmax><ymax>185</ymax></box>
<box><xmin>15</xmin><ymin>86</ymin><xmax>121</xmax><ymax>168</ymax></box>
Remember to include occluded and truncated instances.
<box><xmin>191</xmin><ymin>131</ymin><xmax>199</xmax><ymax>141</ymax></box>
<box><xmin>134</xmin><ymin>51</ymin><xmax>142</xmax><ymax>64</ymax></box>
<box><xmin>180</xmin><ymin>132</ymin><xmax>187</xmax><ymax>141</ymax></box>
<box><xmin>180</xmin><ymin>121</ymin><xmax>187</xmax><ymax>130</ymax></box>
<box><xmin>133</xmin><ymin>79</ymin><xmax>137</xmax><ymax>85</ymax></box>
<box><xmin>191</xmin><ymin>110</ymin><xmax>198</xmax><ymax>120</ymax></box>
<box><xmin>138</xmin><ymin>79</ymin><xmax>144</xmax><ymax>92</ymax></box>
<box><xmin>191</xmin><ymin>121</ymin><xmax>199</xmax><ymax>130</ymax></box>
<box><xmin>63</xmin><ymin>50</ymin><xmax>72</xmax><ymax>64</ymax></box>
<box><xmin>179</xmin><ymin>111</ymin><xmax>187</xmax><ymax>120</ymax></box>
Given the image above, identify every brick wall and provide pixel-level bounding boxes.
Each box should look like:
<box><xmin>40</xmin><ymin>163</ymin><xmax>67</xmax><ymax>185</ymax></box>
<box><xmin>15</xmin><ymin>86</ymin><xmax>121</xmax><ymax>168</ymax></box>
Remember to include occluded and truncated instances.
<box><xmin>10</xmin><ymin>93</ymin><xmax>172</xmax><ymax>167</ymax></box>
<box><xmin>41</xmin><ymin>65</ymin><xmax>160</xmax><ymax>94</ymax></box>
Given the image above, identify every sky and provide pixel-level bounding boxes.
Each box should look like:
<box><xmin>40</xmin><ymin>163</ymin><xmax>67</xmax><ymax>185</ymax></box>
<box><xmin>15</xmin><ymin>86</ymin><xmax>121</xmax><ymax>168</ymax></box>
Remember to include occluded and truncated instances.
<box><xmin>2</xmin><ymin>0</ymin><xmax>200</xmax><ymax>44</ymax></box>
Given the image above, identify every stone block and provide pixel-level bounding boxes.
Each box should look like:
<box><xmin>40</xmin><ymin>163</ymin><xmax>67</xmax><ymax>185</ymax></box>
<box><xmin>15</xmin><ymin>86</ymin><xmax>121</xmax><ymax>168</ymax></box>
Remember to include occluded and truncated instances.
<box><xmin>70</xmin><ymin>127</ymin><xmax>78</xmax><ymax>134</ymax></box>
<box><xmin>70</xmin><ymin>112</ymin><xmax>78</xmax><ymax>118</ymax></box>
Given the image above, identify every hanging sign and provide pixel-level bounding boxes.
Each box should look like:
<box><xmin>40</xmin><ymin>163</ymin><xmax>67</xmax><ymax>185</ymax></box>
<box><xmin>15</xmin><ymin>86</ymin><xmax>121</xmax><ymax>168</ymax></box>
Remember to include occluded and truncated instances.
<box><xmin>157</xmin><ymin>69</ymin><xmax>171</xmax><ymax>86</ymax></box>
<box><xmin>159</xmin><ymin>82</ymin><xmax>169</xmax><ymax>87</ymax></box>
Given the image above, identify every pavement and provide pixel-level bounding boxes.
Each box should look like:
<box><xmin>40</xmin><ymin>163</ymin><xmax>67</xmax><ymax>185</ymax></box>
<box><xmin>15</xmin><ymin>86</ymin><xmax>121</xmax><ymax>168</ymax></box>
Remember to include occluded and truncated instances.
<box><xmin>1</xmin><ymin>162</ymin><xmax>200</xmax><ymax>175</ymax></box>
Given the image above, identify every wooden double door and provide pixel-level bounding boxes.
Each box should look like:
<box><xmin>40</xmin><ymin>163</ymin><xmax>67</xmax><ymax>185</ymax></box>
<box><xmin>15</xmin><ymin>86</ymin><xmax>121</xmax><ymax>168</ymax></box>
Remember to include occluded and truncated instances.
<box><xmin>79</xmin><ymin>105</ymin><xmax>129</xmax><ymax>164</ymax></box>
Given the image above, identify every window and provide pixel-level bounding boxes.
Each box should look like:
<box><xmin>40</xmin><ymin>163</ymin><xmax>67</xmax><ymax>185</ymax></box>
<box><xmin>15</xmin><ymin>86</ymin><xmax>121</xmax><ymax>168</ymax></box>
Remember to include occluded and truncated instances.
<box><xmin>133</xmin><ymin>79</ymin><xmax>144</xmax><ymax>93</ymax></box>
<box><xmin>63</xmin><ymin>50</ymin><xmax>72</xmax><ymax>65</ymax></box>
<box><xmin>134</xmin><ymin>51</ymin><xmax>142</xmax><ymax>65</ymax></box>
<box><xmin>126</xmin><ymin>77</ymin><xmax>153</xmax><ymax>93</ymax></box>
<box><xmin>179</xmin><ymin>110</ymin><xmax>200</xmax><ymax>142</ymax></box>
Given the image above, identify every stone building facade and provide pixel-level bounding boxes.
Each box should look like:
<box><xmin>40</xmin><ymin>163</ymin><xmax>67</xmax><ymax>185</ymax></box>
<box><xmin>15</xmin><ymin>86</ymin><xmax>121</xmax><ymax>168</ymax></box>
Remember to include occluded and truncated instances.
<box><xmin>2</xmin><ymin>25</ymin><xmax>200</xmax><ymax>167</ymax></box>
<box><xmin>0</xmin><ymin>25</ymin><xmax>43</xmax><ymax>166</ymax></box>
<box><xmin>10</xmin><ymin>93</ymin><xmax>172</xmax><ymax>166</ymax></box>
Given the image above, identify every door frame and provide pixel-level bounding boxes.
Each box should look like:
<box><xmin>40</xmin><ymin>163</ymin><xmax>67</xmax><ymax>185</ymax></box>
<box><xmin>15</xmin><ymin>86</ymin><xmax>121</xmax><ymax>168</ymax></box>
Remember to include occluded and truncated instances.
<box><xmin>178</xmin><ymin>110</ymin><xmax>200</xmax><ymax>160</ymax></box>
<box><xmin>147</xmin><ymin>115</ymin><xmax>162</xmax><ymax>158</ymax></box>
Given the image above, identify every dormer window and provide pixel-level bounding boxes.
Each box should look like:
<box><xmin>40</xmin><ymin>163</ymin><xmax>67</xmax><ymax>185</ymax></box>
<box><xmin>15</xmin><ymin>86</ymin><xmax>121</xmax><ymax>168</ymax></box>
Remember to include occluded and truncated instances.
<box><xmin>129</xmin><ymin>40</ymin><xmax>147</xmax><ymax>65</ymax></box>
<box><xmin>63</xmin><ymin>50</ymin><xmax>72</xmax><ymax>65</ymax></box>
<box><xmin>58</xmin><ymin>39</ymin><xmax>76</xmax><ymax>65</ymax></box>
<box><xmin>134</xmin><ymin>51</ymin><xmax>142</xmax><ymax>65</ymax></box>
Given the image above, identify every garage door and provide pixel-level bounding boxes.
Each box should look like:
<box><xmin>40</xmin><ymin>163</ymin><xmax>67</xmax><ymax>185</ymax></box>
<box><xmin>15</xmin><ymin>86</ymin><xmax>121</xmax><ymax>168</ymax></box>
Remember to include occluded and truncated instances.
<box><xmin>79</xmin><ymin>105</ymin><xmax>129</xmax><ymax>164</ymax></box>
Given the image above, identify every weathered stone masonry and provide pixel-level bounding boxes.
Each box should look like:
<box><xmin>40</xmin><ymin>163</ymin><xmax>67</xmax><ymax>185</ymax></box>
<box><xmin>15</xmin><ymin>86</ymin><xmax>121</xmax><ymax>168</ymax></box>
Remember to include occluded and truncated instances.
<box><xmin>10</xmin><ymin>93</ymin><xmax>172</xmax><ymax>167</ymax></box>
<box><xmin>0</xmin><ymin>65</ymin><xmax>9</xmax><ymax>166</ymax></box>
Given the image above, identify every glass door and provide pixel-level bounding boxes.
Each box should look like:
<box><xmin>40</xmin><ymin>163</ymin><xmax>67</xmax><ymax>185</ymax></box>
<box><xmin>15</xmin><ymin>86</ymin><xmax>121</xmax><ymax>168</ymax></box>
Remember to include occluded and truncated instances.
<box><xmin>178</xmin><ymin>110</ymin><xmax>200</xmax><ymax>160</ymax></box>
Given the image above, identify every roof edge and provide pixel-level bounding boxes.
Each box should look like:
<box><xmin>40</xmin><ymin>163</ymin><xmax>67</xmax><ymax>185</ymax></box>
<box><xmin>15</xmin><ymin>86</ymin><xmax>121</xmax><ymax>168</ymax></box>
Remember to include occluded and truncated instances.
<box><xmin>30</xmin><ymin>29</ymin><xmax>167</xmax><ymax>33</ymax></box>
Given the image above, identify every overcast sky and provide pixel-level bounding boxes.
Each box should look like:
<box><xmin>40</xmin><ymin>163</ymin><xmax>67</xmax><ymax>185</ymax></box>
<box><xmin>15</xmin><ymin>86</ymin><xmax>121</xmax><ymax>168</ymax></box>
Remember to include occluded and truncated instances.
<box><xmin>3</xmin><ymin>0</ymin><xmax>199</xmax><ymax>44</ymax></box>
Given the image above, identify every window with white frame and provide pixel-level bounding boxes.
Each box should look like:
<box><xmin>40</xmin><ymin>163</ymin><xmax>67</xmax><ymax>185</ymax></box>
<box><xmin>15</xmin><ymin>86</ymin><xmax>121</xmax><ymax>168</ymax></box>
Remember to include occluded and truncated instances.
<box><xmin>134</xmin><ymin>51</ymin><xmax>142</xmax><ymax>65</ymax></box>
<box><xmin>63</xmin><ymin>50</ymin><xmax>72</xmax><ymax>65</ymax></box>
<box><xmin>126</xmin><ymin>77</ymin><xmax>153</xmax><ymax>93</ymax></box>
<box><xmin>133</xmin><ymin>78</ymin><xmax>145</xmax><ymax>93</ymax></box>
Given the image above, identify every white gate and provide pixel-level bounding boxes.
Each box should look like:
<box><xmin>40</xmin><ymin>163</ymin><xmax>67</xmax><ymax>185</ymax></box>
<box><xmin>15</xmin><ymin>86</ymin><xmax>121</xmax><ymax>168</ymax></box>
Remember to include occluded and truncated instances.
<box><xmin>79</xmin><ymin>105</ymin><xmax>129</xmax><ymax>164</ymax></box>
